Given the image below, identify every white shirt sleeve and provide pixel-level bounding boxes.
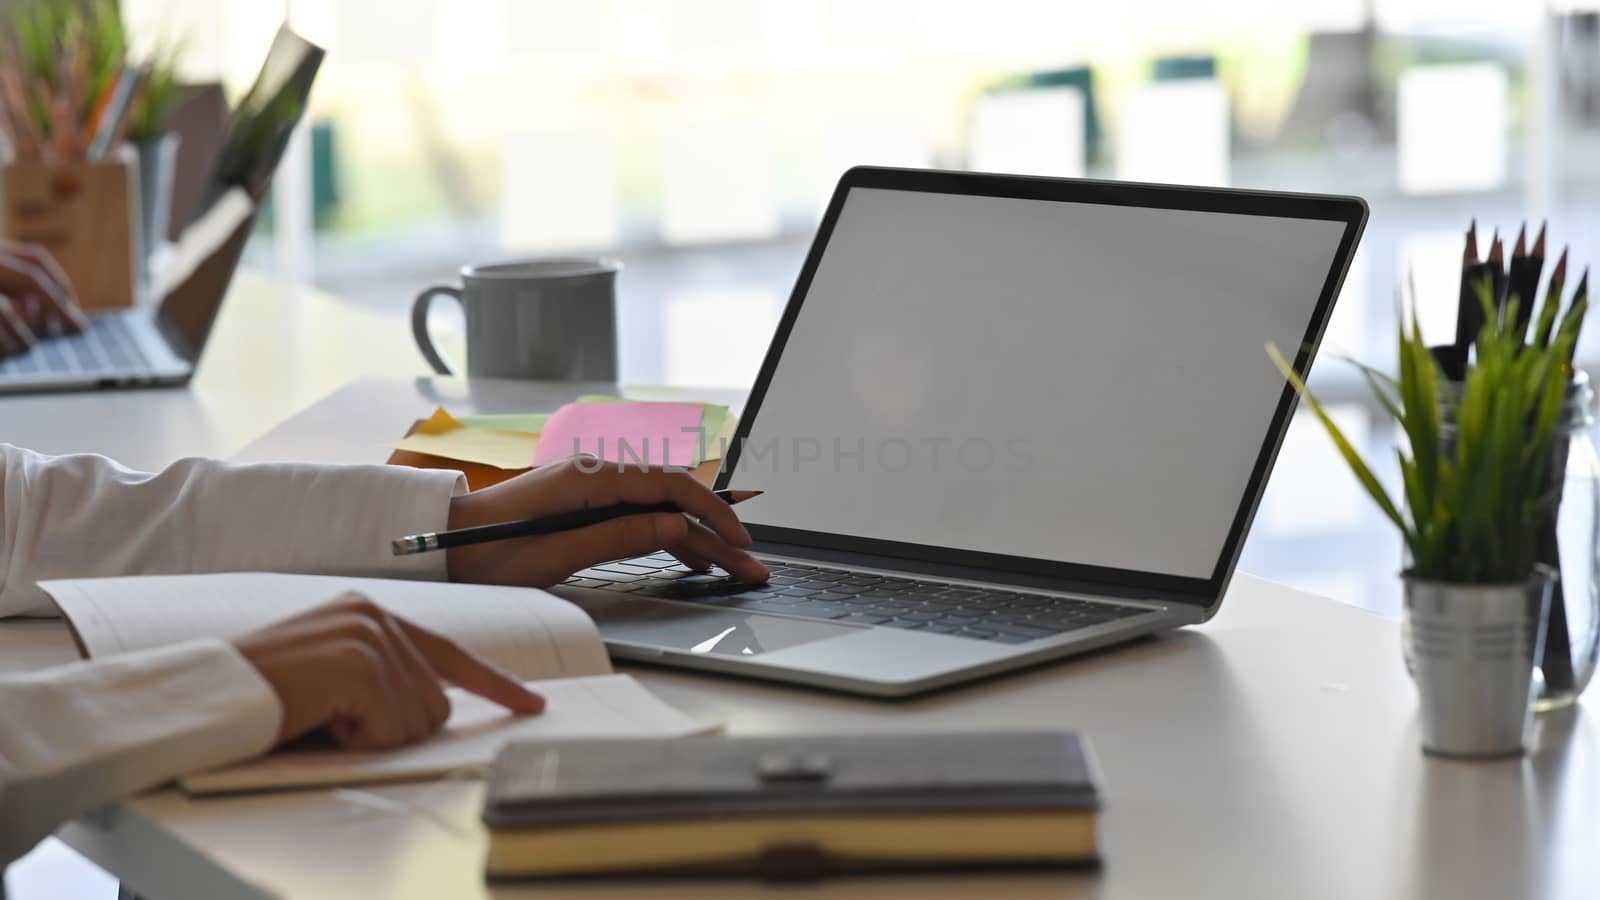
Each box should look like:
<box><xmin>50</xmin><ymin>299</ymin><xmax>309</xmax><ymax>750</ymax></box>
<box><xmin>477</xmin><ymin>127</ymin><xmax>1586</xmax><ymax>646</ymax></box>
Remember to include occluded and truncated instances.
<box><xmin>0</xmin><ymin>444</ymin><xmax>470</xmax><ymax>869</ymax></box>
<box><xmin>0</xmin><ymin>639</ymin><xmax>282</xmax><ymax>867</ymax></box>
<box><xmin>0</xmin><ymin>443</ymin><xmax>467</xmax><ymax>618</ymax></box>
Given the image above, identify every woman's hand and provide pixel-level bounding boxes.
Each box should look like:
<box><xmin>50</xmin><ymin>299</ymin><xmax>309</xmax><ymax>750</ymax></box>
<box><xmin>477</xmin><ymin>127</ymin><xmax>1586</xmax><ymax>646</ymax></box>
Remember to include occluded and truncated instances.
<box><xmin>0</xmin><ymin>296</ymin><xmax>35</xmax><ymax>359</ymax></box>
<box><xmin>444</xmin><ymin>458</ymin><xmax>770</xmax><ymax>587</ymax></box>
<box><xmin>0</xmin><ymin>241</ymin><xmax>88</xmax><ymax>338</ymax></box>
<box><xmin>233</xmin><ymin>594</ymin><xmax>544</xmax><ymax>751</ymax></box>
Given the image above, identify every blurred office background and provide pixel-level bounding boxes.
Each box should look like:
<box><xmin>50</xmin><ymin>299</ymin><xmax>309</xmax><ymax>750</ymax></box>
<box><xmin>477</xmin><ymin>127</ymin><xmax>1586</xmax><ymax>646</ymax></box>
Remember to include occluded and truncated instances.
<box><xmin>104</xmin><ymin>0</ymin><xmax>1600</xmax><ymax>621</ymax></box>
<box><xmin>8</xmin><ymin>4</ymin><xmax>1599</xmax><ymax>895</ymax></box>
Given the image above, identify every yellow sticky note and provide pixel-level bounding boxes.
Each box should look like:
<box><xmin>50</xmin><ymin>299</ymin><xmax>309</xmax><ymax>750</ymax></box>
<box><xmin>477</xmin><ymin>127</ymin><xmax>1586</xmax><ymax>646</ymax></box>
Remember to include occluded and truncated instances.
<box><xmin>415</xmin><ymin>407</ymin><xmax>467</xmax><ymax>435</ymax></box>
<box><xmin>390</xmin><ymin>408</ymin><xmax>538</xmax><ymax>470</ymax></box>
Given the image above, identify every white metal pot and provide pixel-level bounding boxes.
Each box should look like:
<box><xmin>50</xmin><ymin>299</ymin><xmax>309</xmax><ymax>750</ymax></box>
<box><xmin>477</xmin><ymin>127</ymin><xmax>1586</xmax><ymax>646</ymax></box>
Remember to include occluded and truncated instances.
<box><xmin>1401</xmin><ymin>567</ymin><xmax>1555</xmax><ymax>757</ymax></box>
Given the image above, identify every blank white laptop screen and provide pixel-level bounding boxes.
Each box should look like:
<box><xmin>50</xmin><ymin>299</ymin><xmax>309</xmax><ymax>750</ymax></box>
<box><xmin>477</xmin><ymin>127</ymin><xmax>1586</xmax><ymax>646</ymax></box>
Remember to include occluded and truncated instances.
<box><xmin>728</xmin><ymin>186</ymin><xmax>1349</xmax><ymax>580</ymax></box>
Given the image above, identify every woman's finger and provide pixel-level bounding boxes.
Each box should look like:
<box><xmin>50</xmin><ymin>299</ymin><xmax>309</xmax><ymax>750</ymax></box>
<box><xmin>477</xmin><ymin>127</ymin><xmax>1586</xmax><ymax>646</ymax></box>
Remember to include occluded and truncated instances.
<box><xmin>0</xmin><ymin>296</ymin><xmax>36</xmax><ymax>358</ymax></box>
<box><xmin>0</xmin><ymin>252</ymin><xmax>86</xmax><ymax>334</ymax></box>
<box><xmin>670</xmin><ymin>519</ymin><xmax>770</xmax><ymax>583</ymax></box>
<box><xmin>668</xmin><ymin>544</ymin><xmax>713</xmax><ymax>571</ymax></box>
<box><xmin>370</xmin><ymin>610</ymin><xmax>453</xmax><ymax>735</ymax></box>
<box><xmin>390</xmin><ymin>616</ymin><xmax>545</xmax><ymax>715</ymax></box>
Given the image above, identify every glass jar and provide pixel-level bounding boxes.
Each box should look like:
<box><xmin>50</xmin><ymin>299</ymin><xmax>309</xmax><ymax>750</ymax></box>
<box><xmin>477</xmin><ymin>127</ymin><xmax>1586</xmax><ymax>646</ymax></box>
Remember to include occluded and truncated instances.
<box><xmin>1423</xmin><ymin>371</ymin><xmax>1600</xmax><ymax>710</ymax></box>
<box><xmin>1537</xmin><ymin>371</ymin><xmax>1600</xmax><ymax>709</ymax></box>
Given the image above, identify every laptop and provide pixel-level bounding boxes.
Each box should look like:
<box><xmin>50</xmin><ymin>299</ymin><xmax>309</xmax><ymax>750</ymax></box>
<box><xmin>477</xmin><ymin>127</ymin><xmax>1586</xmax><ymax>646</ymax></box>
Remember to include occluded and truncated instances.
<box><xmin>563</xmin><ymin>166</ymin><xmax>1366</xmax><ymax>696</ymax></box>
<box><xmin>0</xmin><ymin>26</ymin><xmax>323</xmax><ymax>395</ymax></box>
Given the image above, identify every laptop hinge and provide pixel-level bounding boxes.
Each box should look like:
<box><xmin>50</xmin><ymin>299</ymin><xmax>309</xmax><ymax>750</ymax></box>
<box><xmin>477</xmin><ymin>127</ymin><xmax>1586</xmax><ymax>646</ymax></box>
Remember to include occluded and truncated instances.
<box><xmin>750</xmin><ymin>539</ymin><xmax>1215</xmax><ymax>612</ymax></box>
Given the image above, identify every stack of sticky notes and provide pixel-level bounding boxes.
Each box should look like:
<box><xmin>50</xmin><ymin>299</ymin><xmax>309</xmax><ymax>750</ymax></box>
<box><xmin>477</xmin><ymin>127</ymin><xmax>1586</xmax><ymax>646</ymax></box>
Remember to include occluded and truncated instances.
<box><xmin>387</xmin><ymin>397</ymin><xmax>735</xmax><ymax>489</ymax></box>
<box><xmin>388</xmin><ymin>408</ymin><xmax>546</xmax><ymax>471</ymax></box>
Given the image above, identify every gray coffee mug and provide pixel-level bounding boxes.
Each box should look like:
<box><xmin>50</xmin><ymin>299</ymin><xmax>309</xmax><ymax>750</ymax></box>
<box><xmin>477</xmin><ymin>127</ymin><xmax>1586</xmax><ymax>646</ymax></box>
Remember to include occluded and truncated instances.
<box><xmin>411</xmin><ymin>257</ymin><xmax>621</xmax><ymax>381</ymax></box>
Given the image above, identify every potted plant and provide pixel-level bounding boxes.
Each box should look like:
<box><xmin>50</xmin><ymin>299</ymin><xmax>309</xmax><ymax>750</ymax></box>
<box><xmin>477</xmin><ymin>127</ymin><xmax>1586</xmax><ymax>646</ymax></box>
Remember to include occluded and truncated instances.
<box><xmin>126</xmin><ymin>43</ymin><xmax>185</xmax><ymax>276</ymax></box>
<box><xmin>1269</xmin><ymin>283</ymin><xmax>1585</xmax><ymax>757</ymax></box>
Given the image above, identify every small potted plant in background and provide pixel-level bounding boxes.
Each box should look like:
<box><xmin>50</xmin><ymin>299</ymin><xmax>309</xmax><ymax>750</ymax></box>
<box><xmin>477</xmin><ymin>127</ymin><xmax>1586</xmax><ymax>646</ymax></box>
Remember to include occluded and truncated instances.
<box><xmin>126</xmin><ymin>43</ymin><xmax>184</xmax><ymax>278</ymax></box>
<box><xmin>3</xmin><ymin>0</ymin><xmax>145</xmax><ymax>309</ymax></box>
<box><xmin>10</xmin><ymin>0</ymin><xmax>187</xmax><ymax>291</ymax></box>
<box><xmin>1269</xmin><ymin>273</ymin><xmax>1588</xmax><ymax>757</ymax></box>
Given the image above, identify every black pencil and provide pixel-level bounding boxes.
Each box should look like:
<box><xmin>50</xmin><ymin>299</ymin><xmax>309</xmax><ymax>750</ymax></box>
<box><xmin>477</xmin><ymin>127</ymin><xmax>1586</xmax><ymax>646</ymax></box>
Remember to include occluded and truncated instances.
<box><xmin>1509</xmin><ymin>221</ymin><xmax>1545</xmax><ymax>343</ymax></box>
<box><xmin>390</xmin><ymin>489</ymin><xmax>764</xmax><ymax>556</ymax></box>
<box><xmin>1487</xmin><ymin>230</ymin><xmax>1508</xmax><ymax>314</ymax></box>
<box><xmin>1534</xmin><ymin>247</ymin><xmax>1570</xmax><ymax>348</ymax></box>
<box><xmin>1453</xmin><ymin>221</ymin><xmax>1484</xmax><ymax>374</ymax></box>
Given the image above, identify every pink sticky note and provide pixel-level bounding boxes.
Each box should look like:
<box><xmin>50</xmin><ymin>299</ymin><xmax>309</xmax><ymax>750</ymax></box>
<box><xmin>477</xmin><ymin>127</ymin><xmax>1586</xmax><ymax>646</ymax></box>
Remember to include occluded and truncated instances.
<box><xmin>533</xmin><ymin>402</ymin><xmax>706</xmax><ymax>469</ymax></box>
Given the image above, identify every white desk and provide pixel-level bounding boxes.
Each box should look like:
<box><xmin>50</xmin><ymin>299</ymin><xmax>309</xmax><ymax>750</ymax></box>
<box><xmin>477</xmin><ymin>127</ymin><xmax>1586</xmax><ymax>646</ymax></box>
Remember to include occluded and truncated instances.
<box><xmin>3</xmin><ymin>312</ymin><xmax>1598</xmax><ymax>898</ymax></box>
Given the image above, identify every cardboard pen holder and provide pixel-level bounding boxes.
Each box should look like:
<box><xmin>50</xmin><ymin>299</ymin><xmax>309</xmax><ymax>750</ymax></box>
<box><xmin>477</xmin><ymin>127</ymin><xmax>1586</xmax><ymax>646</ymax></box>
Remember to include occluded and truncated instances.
<box><xmin>2</xmin><ymin>147</ymin><xmax>142</xmax><ymax>311</ymax></box>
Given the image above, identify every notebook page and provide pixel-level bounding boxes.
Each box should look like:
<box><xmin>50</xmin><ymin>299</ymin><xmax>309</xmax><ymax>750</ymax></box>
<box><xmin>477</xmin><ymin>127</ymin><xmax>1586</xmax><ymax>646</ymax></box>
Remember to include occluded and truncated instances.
<box><xmin>179</xmin><ymin>674</ymin><xmax>719</xmax><ymax>795</ymax></box>
<box><xmin>39</xmin><ymin>573</ymin><xmax>611</xmax><ymax>681</ymax></box>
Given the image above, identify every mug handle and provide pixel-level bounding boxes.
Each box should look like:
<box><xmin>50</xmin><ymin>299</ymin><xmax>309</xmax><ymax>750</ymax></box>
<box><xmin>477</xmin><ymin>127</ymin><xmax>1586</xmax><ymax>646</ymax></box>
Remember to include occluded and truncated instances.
<box><xmin>411</xmin><ymin>284</ymin><xmax>463</xmax><ymax>375</ymax></box>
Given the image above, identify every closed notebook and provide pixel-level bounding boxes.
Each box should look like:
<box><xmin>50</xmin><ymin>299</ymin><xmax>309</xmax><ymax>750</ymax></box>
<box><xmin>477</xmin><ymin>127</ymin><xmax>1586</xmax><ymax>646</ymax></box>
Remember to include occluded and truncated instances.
<box><xmin>482</xmin><ymin>730</ymin><xmax>1102</xmax><ymax>879</ymax></box>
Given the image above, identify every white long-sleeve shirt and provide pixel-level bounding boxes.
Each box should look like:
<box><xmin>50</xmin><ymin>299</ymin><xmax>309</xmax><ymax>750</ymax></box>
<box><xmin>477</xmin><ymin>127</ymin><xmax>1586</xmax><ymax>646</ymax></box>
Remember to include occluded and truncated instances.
<box><xmin>0</xmin><ymin>444</ymin><xmax>465</xmax><ymax>867</ymax></box>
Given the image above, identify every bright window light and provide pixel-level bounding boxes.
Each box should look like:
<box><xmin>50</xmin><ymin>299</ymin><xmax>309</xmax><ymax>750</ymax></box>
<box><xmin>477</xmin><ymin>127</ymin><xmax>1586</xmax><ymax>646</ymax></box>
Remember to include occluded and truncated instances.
<box><xmin>661</xmin><ymin>121</ymin><xmax>782</xmax><ymax>246</ymax></box>
<box><xmin>969</xmin><ymin>87</ymin><xmax>1086</xmax><ymax>179</ymax></box>
<box><xmin>815</xmin><ymin>111</ymin><xmax>932</xmax><ymax>216</ymax></box>
<box><xmin>664</xmin><ymin>287</ymin><xmax>783</xmax><ymax>388</ymax></box>
<box><xmin>1397</xmin><ymin>63</ymin><xmax>1509</xmax><ymax>196</ymax></box>
<box><xmin>1117</xmin><ymin>80</ymin><xmax>1230</xmax><ymax>187</ymax></box>
<box><xmin>1402</xmin><ymin>230</ymin><xmax>1472</xmax><ymax>347</ymax></box>
<box><xmin>1260</xmin><ymin>406</ymin><xmax>1371</xmax><ymax>536</ymax></box>
<box><xmin>1322</xmin><ymin>246</ymin><xmax>1370</xmax><ymax>359</ymax></box>
<box><xmin>500</xmin><ymin>130</ymin><xmax>621</xmax><ymax>253</ymax></box>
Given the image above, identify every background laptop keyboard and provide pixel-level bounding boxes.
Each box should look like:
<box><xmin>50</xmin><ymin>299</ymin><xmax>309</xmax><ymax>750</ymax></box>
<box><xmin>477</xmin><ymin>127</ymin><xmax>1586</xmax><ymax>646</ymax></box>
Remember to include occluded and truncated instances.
<box><xmin>564</xmin><ymin>552</ymin><xmax>1147</xmax><ymax>644</ymax></box>
<box><xmin>0</xmin><ymin>316</ymin><xmax>148</xmax><ymax>375</ymax></box>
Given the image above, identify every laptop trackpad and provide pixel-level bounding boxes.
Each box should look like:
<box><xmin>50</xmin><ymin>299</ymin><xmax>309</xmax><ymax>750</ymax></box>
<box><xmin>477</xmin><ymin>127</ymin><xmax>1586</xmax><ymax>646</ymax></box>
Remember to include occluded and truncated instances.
<box><xmin>586</xmin><ymin>596</ymin><xmax>859</xmax><ymax>657</ymax></box>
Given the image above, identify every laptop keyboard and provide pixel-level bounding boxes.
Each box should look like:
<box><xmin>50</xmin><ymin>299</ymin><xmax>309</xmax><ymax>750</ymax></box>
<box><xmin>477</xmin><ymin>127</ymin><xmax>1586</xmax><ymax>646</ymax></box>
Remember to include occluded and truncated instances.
<box><xmin>564</xmin><ymin>552</ymin><xmax>1149</xmax><ymax>644</ymax></box>
<box><xmin>0</xmin><ymin>316</ymin><xmax>150</xmax><ymax>375</ymax></box>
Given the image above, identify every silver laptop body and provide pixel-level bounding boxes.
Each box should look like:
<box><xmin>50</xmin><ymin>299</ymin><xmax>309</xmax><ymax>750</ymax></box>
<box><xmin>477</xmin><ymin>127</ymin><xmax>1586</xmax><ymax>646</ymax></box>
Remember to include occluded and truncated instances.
<box><xmin>553</xmin><ymin>167</ymin><xmax>1367</xmax><ymax>697</ymax></box>
<box><xmin>0</xmin><ymin>307</ymin><xmax>194</xmax><ymax>393</ymax></box>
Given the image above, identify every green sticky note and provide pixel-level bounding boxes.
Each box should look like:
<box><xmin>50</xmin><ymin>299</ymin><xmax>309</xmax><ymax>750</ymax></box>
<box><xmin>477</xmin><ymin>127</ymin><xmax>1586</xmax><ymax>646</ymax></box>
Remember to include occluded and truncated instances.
<box><xmin>698</xmin><ymin>405</ymin><xmax>730</xmax><ymax>462</ymax></box>
<box><xmin>454</xmin><ymin>413</ymin><xmax>550</xmax><ymax>433</ymax></box>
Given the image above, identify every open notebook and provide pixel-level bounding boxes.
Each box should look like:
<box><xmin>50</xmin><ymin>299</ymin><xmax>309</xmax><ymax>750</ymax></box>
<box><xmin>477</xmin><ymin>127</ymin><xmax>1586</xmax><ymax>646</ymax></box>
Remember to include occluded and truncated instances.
<box><xmin>38</xmin><ymin>573</ymin><xmax>716</xmax><ymax>795</ymax></box>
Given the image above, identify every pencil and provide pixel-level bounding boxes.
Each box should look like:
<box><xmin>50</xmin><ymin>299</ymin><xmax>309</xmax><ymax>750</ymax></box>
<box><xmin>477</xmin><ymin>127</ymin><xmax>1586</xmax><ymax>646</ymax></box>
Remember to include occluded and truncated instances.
<box><xmin>1487</xmin><ymin>229</ymin><xmax>1508</xmax><ymax>313</ymax></box>
<box><xmin>1510</xmin><ymin>221</ymin><xmax>1545</xmax><ymax>341</ymax></box>
<box><xmin>391</xmin><ymin>489</ymin><xmax>765</xmax><ymax>556</ymax></box>
<box><xmin>1453</xmin><ymin>222</ymin><xmax>1483</xmax><ymax>373</ymax></box>
<box><xmin>87</xmin><ymin>66</ymin><xmax>143</xmax><ymax>160</ymax></box>
<box><xmin>0</xmin><ymin>95</ymin><xmax>16</xmax><ymax>150</ymax></box>
<box><xmin>0</xmin><ymin>54</ymin><xmax>47</xmax><ymax>161</ymax></box>
<box><xmin>1534</xmin><ymin>247</ymin><xmax>1570</xmax><ymax>348</ymax></box>
<box><xmin>1504</xmin><ymin>222</ymin><xmax>1542</xmax><ymax>337</ymax></box>
<box><xmin>1567</xmin><ymin>268</ymin><xmax>1590</xmax><ymax>365</ymax></box>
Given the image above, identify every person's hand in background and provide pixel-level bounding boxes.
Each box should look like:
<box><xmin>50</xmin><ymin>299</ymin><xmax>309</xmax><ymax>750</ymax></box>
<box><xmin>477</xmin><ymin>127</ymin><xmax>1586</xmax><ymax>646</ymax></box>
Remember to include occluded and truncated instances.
<box><xmin>445</xmin><ymin>458</ymin><xmax>770</xmax><ymax>588</ymax></box>
<box><xmin>0</xmin><ymin>295</ymin><xmax>35</xmax><ymax>358</ymax></box>
<box><xmin>233</xmin><ymin>595</ymin><xmax>545</xmax><ymax>750</ymax></box>
<box><xmin>0</xmin><ymin>241</ymin><xmax>89</xmax><ymax>344</ymax></box>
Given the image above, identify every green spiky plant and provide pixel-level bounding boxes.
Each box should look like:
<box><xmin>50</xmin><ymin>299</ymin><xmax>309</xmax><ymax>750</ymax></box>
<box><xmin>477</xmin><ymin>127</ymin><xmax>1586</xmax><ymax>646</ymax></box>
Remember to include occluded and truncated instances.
<box><xmin>126</xmin><ymin>39</ymin><xmax>184</xmax><ymax>143</ymax></box>
<box><xmin>8</xmin><ymin>0</ymin><xmax>126</xmax><ymax>133</ymax></box>
<box><xmin>1268</xmin><ymin>280</ymin><xmax>1586</xmax><ymax>584</ymax></box>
